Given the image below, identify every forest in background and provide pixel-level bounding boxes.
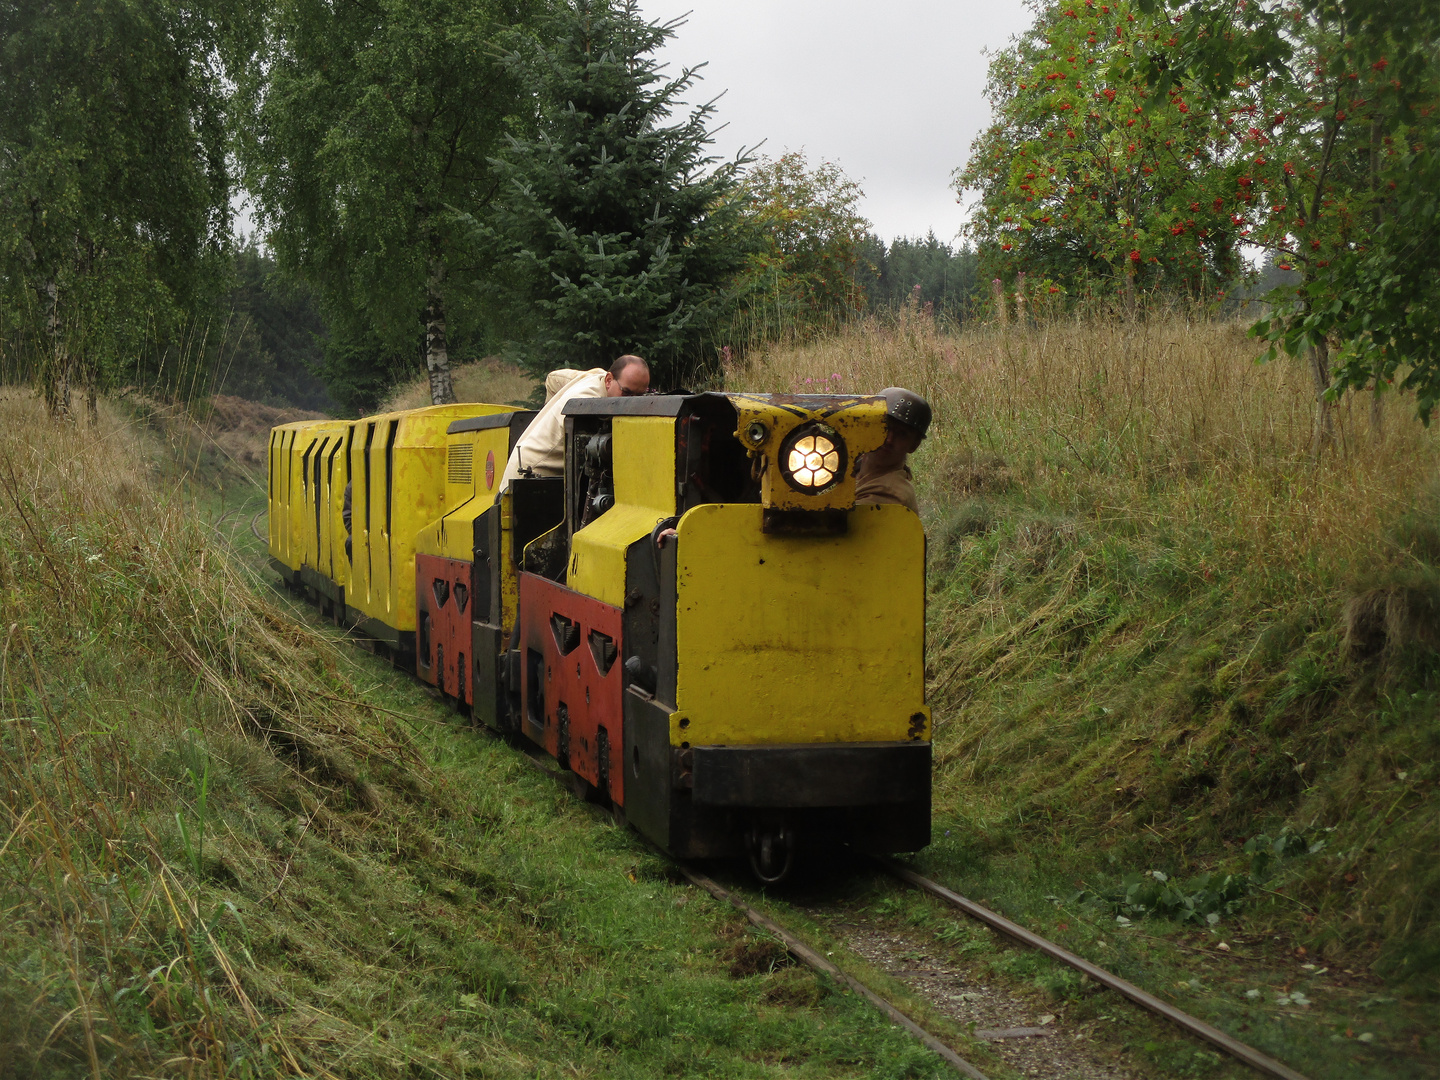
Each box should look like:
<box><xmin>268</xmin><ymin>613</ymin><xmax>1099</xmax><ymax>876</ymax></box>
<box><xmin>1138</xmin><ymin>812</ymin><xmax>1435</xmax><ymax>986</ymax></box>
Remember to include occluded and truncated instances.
<box><xmin>0</xmin><ymin>0</ymin><xmax>1435</xmax><ymax>423</ymax></box>
<box><xmin>2</xmin><ymin>2</ymin><xmax>1440</xmax><ymax>1075</ymax></box>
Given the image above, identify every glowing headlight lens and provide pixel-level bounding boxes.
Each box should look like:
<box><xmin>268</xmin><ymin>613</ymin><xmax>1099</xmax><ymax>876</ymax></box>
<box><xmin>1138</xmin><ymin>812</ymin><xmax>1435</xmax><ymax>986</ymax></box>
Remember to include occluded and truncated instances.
<box><xmin>783</xmin><ymin>432</ymin><xmax>842</xmax><ymax>489</ymax></box>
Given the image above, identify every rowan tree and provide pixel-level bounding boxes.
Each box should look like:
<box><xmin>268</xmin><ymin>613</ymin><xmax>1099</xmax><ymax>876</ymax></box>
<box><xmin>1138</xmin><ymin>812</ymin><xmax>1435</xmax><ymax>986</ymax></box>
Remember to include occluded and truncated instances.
<box><xmin>1132</xmin><ymin>0</ymin><xmax>1440</xmax><ymax>432</ymax></box>
<box><xmin>955</xmin><ymin>0</ymin><xmax>1246</xmax><ymax>304</ymax></box>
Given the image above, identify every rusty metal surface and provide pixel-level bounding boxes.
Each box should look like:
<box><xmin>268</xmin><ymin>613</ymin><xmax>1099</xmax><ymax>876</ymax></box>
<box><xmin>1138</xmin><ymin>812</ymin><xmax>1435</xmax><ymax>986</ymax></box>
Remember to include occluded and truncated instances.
<box><xmin>415</xmin><ymin>553</ymin><xmax>474</xmax><ymax>703</ymax></box>
<box><xmin>881</xmin><ymin>860</ymin><xmax>1314</xmax><ymax>1080</ymax></box>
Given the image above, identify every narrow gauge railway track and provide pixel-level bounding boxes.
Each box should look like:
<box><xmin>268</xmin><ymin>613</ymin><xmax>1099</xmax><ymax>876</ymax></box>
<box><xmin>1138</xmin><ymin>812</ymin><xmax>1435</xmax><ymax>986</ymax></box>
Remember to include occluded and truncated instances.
<box><xmin>206</xmin><ymin>506</ymin><xmax>240</xmax><ymax>542</ymax></box>
<box><xmin>681</xmin><ymin>865</ymin><xmax>991</xmax><ymax>1080</ymax></box>
<box><xmin>690</xmin><ymin>861</ymin><xmax>1315</xmax><ymax>1080</ymax></box>
<box><xmin>509</xmin><ymin>744</ymin><xmax>1313</xmax><ymax>1080</ymax></box>
<box><xmin>251</xmin><ymin>501</ymin><xmax>1311</xmax><ymax>1080</ymax></box>
<box><xmin>881</xmin><ymin>861</ymin><xmax>1311</xmax><ymax>1080</ymax></box>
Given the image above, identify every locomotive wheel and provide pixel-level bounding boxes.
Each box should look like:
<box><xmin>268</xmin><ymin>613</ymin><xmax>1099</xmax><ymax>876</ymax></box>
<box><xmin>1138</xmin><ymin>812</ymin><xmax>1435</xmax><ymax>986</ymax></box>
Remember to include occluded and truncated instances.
<box><xmin>746</xmin><ymin>825</ymin><xmax>796</xmax><ymax>885</ymax></box>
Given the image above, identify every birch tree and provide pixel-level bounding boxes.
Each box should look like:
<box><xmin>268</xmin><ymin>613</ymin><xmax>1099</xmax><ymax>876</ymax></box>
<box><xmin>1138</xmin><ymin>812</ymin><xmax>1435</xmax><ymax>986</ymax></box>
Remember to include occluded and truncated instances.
<box><xmin>240</xmin><ymin>0</ymin><xmax>536</xmax><ymax>407</ymax></box>
<box><xmin>0</xmin><ymin>0</ymin><xmax>241</xmax><ymax>416</ymax></box>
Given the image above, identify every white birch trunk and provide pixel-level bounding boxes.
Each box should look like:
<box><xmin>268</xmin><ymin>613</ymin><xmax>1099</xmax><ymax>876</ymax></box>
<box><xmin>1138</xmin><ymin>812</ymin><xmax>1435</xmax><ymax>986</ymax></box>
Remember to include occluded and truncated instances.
<box><xmin>44</xmin><ymin>280</ymin><xmax>72</xmax><ymax>420</ymax></box>
<box><xmin>425</xmin><ymin>261</ymin><xmax>456</xmax><ymax>406</ymax></box>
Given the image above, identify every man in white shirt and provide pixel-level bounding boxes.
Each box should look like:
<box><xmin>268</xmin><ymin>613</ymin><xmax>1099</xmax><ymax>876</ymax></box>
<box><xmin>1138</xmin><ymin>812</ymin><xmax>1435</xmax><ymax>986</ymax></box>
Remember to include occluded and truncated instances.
<box><xmin>502</xmin><ymin>354</ymin><xmax>650</xmax><ymax>484</ymax></box>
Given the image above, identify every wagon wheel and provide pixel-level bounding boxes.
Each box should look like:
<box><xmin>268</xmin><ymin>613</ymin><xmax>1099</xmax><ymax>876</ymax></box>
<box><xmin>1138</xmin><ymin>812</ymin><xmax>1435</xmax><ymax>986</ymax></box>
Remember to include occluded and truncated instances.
<box><xmin>746</xmin><ymin>825</ymin><xmax>796</xmax><ymax>885</ymax></box>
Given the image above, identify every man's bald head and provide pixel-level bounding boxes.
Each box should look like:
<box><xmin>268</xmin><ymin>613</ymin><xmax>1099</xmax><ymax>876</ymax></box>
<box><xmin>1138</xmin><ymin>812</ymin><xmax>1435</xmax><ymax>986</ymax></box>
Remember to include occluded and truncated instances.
<box><xmin>605</xmin><ymin>354</ymin><xmax>650</xmax><ymax>397</ymax></box>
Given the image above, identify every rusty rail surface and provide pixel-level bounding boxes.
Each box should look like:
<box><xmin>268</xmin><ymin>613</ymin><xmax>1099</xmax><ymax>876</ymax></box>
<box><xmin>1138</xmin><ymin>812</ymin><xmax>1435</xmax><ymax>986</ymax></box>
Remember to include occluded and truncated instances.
<box><xmin>508</xmin><ymin>744</ymin><xmax>991</xmax><ymax>1077</ymax></box>
<box><xmin>880</xmin><ymin>859</ymin><xmax>1313</xmax><ymax>1080</ymax></box>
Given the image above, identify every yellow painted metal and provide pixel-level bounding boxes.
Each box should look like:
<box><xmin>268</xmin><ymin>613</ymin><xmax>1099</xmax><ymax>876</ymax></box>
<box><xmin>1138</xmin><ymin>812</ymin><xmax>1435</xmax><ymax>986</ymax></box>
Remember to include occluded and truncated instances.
<box><xmin>497</xmin><ymin>491</ymin><xmax>519</xmax><ymax>640</ymax></box>
<box><xmin>298</xmin><ymin>421</ymin><xmax>353</xmax><ymax>589</ymax></box>
<box><xmin>293</xmin><ymin>421</ymin><xmax>350</xmax><ymax>579</ymax></box>
<box><xmin>727</xmin><ymin>395</ymin><xmax>888</xmax><ymax>512</ymax></box>
<box><xmin>566</xmin><ymin>416</ymin><xmax>676</xmax><ymax>607</ymax></box>
<box><xmin>322</xmin><ymin>427</ymin><xmax>354</xmax><ymax>589</ymax></box>
<box><xmin>347</xmin><ymin>417</ymin><xmax>379</xmax><ymax>612</ymax></box>
<box><xmin>613</xmin><ymin>416</ymin><xmax>676</xmax><ymax>511</ymax></box>
<box><xmin>267</xmin><ymin>428</ymin><xmax>290</xmax><ymax>566</ymax></box>
<box><xmin>671</xmin><ymin>501</ymin><xmax>928</xmax><ymax>747</ymax></box>
<box><xmin>343</xmin><ymin>404</ymin><xmax>515</xmax><ymax>634</ymax></box>
<box><xmin>288</xmin><ymin>429</ymin><xmax>312</xmax><ymax>564</ymax></box>
<box><xmin>277</xmin><ymin>426</ymin><xmax>302</xmax><ymax>569</ymax></box>
<box><xmin>267</xmin><ymin>421</ymin><xmax>331</xmax><ymax>572</ymax></box>
<box><xmin>414</xmin><ymin>423</ymin><xmax>513</xmax><ymax>562</ymax></box>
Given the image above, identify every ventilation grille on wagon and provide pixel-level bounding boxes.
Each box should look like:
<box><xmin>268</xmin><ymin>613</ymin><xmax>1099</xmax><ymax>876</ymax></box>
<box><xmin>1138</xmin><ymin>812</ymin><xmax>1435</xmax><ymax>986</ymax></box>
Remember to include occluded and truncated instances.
<box><xmin>447</xmin><ymin>443</ymin><xmax>474</xmax><ymax>485</ymax></box>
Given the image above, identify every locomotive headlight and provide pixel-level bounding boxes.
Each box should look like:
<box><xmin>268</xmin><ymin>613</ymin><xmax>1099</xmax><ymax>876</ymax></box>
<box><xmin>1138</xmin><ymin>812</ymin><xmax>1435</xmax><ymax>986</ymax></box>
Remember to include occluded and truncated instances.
<box><xmin>779</xmin><ymin>424</ymin><xmax>846</xmax><ymax>493</ymax></box>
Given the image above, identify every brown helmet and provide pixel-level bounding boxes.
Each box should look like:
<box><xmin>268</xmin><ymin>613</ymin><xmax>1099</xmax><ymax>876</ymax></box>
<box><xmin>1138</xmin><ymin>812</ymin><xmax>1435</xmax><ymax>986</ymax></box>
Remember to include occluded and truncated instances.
<box><xmin>878</xmin><ymin>387</ymin><xmax>932</xmax><ymax>440</ymax></box>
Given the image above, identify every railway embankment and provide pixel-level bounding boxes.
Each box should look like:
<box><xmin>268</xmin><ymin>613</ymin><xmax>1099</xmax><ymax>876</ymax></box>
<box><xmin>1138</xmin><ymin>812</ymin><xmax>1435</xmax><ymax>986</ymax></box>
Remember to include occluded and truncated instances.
<box><xmin>737</xmin><ymin>314</ymin><xmax>1440</xmax><ymax>1077</ymax></box>
<box><xmin>0</xmin><ymin>388</ymin><xmax>957</xmax><ymax>1078</ymax></box>
<box><xmin>6</xmin><ymin>304</ymin><xmax>1439</xmax><ymax>1080</ymax></box>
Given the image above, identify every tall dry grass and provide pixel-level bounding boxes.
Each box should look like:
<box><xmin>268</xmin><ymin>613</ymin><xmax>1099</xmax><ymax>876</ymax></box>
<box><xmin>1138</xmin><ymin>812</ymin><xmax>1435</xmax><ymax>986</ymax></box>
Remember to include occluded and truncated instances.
<box><xmin>732</xmin><ymin>309</ymin><xmax>1438</xmax><ymax>589</ymax></box>
<box><xmin>0</xmin><ymin>389</ymin><xmax>409</xmax><ymax>1076</ymax></box>
<box><xmin>733</xmin><ymin>314</ymin><xmax>1440</xmax><ymax>987</ymax></box>
<box><xmin>380</xmin><ymin>359</ymin><xmax>538</xmax><ymax>413</ymax></box>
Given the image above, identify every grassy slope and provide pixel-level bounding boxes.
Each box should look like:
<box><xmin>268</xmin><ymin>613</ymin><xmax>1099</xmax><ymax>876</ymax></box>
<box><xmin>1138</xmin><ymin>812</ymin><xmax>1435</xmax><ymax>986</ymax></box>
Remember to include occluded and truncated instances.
<box><xmin>736</xmin><ymin>314</ymin><xmax>1440</xmax><ymax>1077</ymax></box>
<box><xmin>0</xmin><ymin>390</ymin><xmax>951</xmax><ymax>1079</ymax></box>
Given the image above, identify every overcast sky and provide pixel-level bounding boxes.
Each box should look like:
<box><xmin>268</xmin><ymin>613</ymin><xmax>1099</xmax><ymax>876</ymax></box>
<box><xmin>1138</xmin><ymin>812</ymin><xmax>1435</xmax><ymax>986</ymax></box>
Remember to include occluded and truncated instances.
<box><xmin>642</xmin><ymin>0</ymin><xmax>1036</xmax><ymax>245</ymax></box>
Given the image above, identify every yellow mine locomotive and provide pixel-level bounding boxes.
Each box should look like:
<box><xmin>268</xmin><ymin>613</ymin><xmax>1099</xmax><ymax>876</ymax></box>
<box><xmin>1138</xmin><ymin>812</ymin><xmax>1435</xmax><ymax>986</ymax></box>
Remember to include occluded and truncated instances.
<box><xmin>268</xmin><ymin>392</ymin><xmax>930</xmax><ymax>880</ymax></box>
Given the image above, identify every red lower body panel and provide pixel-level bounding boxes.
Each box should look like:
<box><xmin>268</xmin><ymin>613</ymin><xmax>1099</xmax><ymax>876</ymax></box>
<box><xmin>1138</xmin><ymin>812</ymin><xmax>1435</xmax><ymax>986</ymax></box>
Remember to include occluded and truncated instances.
<box><xmin>416</xmin><ymin>554</ymin><xmax>474</xmax><ymax>704</ymax></box>
<box><xmin>518</xmin><ymin>573</ymin><xmax>625</xmax><ymax>805</ymax></box>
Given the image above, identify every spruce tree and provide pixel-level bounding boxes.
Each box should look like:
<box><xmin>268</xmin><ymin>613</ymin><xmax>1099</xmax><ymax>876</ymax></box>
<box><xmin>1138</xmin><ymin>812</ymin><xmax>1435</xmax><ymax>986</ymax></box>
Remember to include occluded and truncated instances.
<box><xmin>486</xmin><ymin>0</ymin><xmax>748</xmax><ymax>383</ymax></box>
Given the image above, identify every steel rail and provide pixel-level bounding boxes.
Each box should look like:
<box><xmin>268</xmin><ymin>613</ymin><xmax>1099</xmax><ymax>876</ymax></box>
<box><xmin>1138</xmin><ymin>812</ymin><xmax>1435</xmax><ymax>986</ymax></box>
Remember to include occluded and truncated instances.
<box><xmin>299</xmin><ymin>567</ymin><xmax>1305</xmax><ymax>1080</ymax></box>
<box><xmin>205</xmin><ymin>507</ymin><xmax>239</xmax><ymax>543</ymax></box>
<box><xmin>879</xmin><ymin>859</ymin><xmax>1312</xmax><ymax>1080</ymax></box>
<box><xmin>679</xmin><ymin>866</ymin><xmax>990</xmax><ymax>1080</ymax></box>
<box><xmin>506</xmin><ymin>747</ymin><xmax>991</xmax><ymax>1077</ymax></box>
<box><xmin>250</xmin><ymin>509</ymin><xmax>266</xmax><ymax>544</ymax></box>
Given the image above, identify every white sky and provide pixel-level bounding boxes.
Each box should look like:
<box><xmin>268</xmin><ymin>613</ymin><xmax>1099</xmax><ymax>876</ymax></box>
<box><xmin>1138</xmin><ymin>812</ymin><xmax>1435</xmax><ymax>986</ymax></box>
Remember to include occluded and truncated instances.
<box><xmin>643</xmin><ymin>0</ymin><xmax>1036</xmax><ymax>245</ymax></box>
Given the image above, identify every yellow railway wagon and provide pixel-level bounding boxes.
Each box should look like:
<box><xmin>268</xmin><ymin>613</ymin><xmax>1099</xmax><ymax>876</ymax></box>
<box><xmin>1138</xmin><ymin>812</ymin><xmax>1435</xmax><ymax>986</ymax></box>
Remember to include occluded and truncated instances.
<box><xmin>270</xmin><ymin>404</ymin><xmax>521</xmax><ymax>652</ymax></box>
<box><xmin>268</xmin><ymin>420</ymin><xmax>351</xmax><ymax>618</ymax></box>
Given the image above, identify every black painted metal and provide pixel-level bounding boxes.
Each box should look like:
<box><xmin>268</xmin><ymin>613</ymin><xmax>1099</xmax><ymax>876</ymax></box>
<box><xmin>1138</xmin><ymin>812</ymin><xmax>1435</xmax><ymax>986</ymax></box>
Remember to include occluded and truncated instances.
<box><xmin>691</xmin><ymin>742</ymin><xmax>931</xmax><ymax>808</ymax></box>
<box><xmin>446</xmin><ymin>411</ymin><xmax>536</xmax><ymax>435</ymax></box>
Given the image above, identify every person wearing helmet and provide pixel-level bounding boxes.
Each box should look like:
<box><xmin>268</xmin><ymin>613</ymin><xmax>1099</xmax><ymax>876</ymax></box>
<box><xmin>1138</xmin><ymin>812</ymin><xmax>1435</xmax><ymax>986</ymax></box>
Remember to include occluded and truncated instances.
<box><xmin>855</xmin><ymin>387</ymin><xmax>931</xmax><ymax>514</ymax></box>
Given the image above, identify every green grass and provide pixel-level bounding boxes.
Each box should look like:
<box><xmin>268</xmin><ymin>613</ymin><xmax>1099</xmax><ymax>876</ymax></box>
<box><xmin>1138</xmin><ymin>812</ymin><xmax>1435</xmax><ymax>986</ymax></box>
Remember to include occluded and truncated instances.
<box><xmin>732</xmin><ymin>315</ymin><xmax>1440</xmax><ymax>1077</ymax></box>
<box><xmin>909</xmin><ymin>462</ymin><xmax>1440</xmax><ymax>1077</ymax></box>
<box><xmin>0</xmin><ymin>394</ymin><xmax>956</xmax><ymax>1079</ymax></box>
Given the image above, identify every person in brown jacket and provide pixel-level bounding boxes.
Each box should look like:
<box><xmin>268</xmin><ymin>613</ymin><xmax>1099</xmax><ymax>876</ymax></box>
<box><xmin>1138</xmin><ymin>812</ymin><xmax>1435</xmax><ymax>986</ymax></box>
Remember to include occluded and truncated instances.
<box><xmin>854</xmin><ymin>387</ymin><xmax>931</xmax><ymax>514</ymax></box>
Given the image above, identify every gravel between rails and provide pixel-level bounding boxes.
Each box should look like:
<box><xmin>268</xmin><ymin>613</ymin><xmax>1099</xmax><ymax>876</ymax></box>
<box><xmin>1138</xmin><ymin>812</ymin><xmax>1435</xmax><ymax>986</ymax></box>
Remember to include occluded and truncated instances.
<box><xmin>681</xmin><ymin>865</ymin><xmax>993</xmax><ymax>1079</ymax></box>
<box><xmin>836</xmin><ymin>918</ymin><xmax>1143</xmax><ymax>1080</ymax></box>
